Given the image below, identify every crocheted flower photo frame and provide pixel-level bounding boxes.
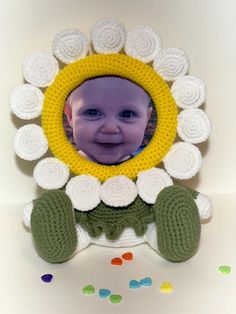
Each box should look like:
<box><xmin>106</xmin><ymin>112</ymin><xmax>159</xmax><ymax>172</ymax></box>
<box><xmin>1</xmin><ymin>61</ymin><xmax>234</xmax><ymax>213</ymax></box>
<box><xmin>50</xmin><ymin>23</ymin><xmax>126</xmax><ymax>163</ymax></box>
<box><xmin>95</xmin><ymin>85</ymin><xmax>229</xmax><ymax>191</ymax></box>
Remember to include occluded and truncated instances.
<box><xmin>11</xmin><ymin>18</ymin><xmax>213</xmax><ymax>263</ymax></box>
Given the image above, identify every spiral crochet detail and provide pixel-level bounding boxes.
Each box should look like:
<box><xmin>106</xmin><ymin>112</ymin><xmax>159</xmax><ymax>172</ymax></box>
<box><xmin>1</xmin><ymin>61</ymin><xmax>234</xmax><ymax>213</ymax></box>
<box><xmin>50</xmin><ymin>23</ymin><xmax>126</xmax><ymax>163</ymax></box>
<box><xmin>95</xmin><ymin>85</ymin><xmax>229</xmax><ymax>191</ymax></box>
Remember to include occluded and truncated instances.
<box><xmin>154</xmin><ymin>185</ymin><xmax>201</xmax><ymax>262</ymax></box>
<box><xmin>23</xmin><ymin>51</ymin><xmax>59</xmax><ymax>88</ymax></box>
<box><xmin>52</xmin><ymin>29</ymin><xmax>89</xmax><ymax>64</ymax></box>
<box><xmin>10</xmin><ymin>84</ymin><xmax>44</xmax><ymax>120</ymax></box>
<box><xmin>31</xmin><ymin>190</ymin><xmax>77</xmax><ymax>263</ymax></box>
<box><xmin>90</xmin><ymin>18</ymin><xmax>126</xmax><ymax>54</ymax></box>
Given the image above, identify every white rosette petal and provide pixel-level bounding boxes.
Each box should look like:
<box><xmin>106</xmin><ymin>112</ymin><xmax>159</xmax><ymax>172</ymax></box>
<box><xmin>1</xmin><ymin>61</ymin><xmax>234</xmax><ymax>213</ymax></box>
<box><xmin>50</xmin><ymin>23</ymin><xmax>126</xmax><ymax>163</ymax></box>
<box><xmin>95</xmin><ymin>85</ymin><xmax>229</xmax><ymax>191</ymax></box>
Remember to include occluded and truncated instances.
<box><xmin>33</xmin><ymin>157</ymin><xmax>70</xmax><ymax>189</ymax></box>
<box><xmin>171</xmin><ymin>76</ymin><xmax>207</xmax><ymax>109</ymax></box>
<box><xmin>137</xmin><ymin>168</ymin><xmax>173</xmax><ymax>204</ymax></box>
<box><xmin>100</xmin><ymin>175</ymin><xmax>137</xmax><ymax>207</ymax></box>
<box><xmin>66</xmin><ymin>175</ymin><xmax>101</xmax><ymax>211</ymax></box>
<box><xmin>22</xmin><ymin>51</ymin><xmax>59</xmax><ymax>88</ymax></box>
<box><xmin>177</xmin><ymin>108</ymin><xmax>211</xmax><ymax>144</ymax></box>
<box><xmin>52</xmin><ymin>29</ymin><xmax>89</xmax><ymax>64</ymax></box>
<box><xmin>195</xmin><ymin>193</ymin><xmax>213</xmax><ymax>221</ymax></box>
<box><xmin>22</xmin><ymin>201</ymin><xmax>33</xmax><ymax>228</ymax></box>
<box><xmin>90</xmin><ymin>18</ymin><xmax>126</xmax><ymax>53</ymax></box>
<box><xmin>163</xmin><ymin>142</ymin><xmax>202</xmax><ymax>179</ymax></box>
<box><xmin>125</xmin><ymin>25</ymin><xmax>161</xmax><ymax>63</ymax></box>
<box><xmin>153</xmin><ymin>48</ymin><xmax>189</xmax><ymax>81</ymax></box>
<box><xmin>10</xmin><ymin>84</ymin><xmax>44</xmax><ymax>120</ymax></box>
<box><xmin>14</xmin><ymin>124</ymin><xmax>48</xmax><ymax>160</ymax></box>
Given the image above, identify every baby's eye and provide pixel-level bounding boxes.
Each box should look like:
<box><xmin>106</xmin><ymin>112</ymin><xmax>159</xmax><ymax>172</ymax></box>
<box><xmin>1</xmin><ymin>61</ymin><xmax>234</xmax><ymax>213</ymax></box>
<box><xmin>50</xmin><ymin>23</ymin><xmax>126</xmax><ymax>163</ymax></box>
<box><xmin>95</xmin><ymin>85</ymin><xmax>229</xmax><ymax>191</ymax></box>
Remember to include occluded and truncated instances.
<box><xmin>84</xmin><ymin>109</ymin><xmax>102</xmax><ymax>117</ymax></box>
<box><xmin>120</xmin><ymin>110</ymin><xmax>137</xmax><ymax>118</ymax></box>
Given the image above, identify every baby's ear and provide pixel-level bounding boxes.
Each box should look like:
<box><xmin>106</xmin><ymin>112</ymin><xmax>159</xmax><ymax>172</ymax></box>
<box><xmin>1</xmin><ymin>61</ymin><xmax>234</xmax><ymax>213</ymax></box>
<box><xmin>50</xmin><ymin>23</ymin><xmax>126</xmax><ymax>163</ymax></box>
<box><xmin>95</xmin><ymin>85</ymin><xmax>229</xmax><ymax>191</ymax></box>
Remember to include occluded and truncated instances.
<box><xmin>64</xmin><ymin>99</ymin><xmax>73</xmax><ymax>127</ymax></box>
<box><xmin>147</xmin><ymin>107</ymin><xmax>153</xmax><ymax>121</ymax></box>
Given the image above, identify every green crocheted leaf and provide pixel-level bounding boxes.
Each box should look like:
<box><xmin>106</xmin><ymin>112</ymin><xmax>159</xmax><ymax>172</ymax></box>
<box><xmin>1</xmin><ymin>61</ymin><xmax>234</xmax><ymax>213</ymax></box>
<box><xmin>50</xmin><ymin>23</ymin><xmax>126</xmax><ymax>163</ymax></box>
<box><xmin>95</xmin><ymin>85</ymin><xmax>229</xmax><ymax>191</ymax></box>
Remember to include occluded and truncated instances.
<box><xmin>75</xmin><ymin>196</ymin><xmax>155</xmax><ymax>240</ymax></box>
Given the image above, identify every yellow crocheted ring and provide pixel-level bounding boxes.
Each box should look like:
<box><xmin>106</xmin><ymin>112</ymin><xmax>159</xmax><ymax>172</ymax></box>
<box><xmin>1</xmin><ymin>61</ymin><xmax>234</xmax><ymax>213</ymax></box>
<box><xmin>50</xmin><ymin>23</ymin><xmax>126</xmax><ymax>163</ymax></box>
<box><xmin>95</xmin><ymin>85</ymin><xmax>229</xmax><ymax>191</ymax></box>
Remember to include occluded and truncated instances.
<box><xmin>42</xmin><ymin>53</ymin><xmax>177</xmax><ymax>182</ymax></box>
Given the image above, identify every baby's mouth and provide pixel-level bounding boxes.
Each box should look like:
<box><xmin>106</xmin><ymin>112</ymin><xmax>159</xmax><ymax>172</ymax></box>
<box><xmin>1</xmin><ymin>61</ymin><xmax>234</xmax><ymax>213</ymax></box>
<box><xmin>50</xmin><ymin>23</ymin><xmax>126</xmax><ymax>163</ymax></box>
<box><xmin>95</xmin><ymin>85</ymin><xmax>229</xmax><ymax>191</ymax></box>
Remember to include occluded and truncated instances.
<box><xmin>96</xmin><ymin>142</ymin><xmax>121</xmax><ymax>148</ymax></box>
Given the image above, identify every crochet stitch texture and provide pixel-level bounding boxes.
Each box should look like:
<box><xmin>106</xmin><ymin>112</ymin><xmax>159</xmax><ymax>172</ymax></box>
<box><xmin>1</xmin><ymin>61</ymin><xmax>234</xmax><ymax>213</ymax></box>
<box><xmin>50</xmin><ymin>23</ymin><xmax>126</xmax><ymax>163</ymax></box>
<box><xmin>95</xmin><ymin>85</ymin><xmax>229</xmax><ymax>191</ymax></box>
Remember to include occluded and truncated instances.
<box><xmin>30</xmin><ymin>185</ymin><xmax>200</xmax><ymax>263</ymax></box>
<box><xmin>12</xmin><ymin>20</ymin><xmax>211</xmax><ymax>265</ymax></box>
<box><xmin>31</xmin><ymin>190</ymin><xmax>77</xmax><ymax>263</ymax></box>
<box><xmin>154</xmin><ymin>185</ymin><xmax>200</xmax><ymax>261</ymax></box>
<box><xmin>75</xmin><ymin>196</ymin><xmax>155</xmax><ymax>240</ymax></box>
<box><xmin>42</xmin><ymin>54</ymin><xmax>177</xmax><ymax>181</ymax></box>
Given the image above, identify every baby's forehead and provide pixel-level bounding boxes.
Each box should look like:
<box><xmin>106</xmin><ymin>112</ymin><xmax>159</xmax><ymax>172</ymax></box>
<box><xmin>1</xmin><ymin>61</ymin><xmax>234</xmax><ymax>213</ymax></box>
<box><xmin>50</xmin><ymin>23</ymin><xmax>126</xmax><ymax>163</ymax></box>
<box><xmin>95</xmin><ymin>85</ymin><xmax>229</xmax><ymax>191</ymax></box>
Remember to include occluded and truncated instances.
<box><xmin>69</xmin><ymin>76</ymin><xmax>150</xmax><ymax>107</ymax></box>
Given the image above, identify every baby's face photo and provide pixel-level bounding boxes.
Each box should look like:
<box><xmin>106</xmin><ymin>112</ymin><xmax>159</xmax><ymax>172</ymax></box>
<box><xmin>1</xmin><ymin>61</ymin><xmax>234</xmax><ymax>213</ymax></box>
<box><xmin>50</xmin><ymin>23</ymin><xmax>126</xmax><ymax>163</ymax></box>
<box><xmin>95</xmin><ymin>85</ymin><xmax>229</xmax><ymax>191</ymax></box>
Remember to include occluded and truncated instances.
<box><xmin>64</xmin><ymin>76</ymin><xmax>154</xmax><ymax>165</ymax></box>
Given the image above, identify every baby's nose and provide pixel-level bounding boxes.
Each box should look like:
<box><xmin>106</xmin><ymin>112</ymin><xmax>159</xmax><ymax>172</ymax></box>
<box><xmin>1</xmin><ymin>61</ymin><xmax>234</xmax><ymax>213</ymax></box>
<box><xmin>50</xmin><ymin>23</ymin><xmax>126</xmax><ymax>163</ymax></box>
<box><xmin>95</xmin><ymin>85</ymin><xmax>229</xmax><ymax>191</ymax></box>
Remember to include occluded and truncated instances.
<box><xmin>100</xmin><ymin>118</ymin><xmax>120</xmax><ymax>133</ymax></box>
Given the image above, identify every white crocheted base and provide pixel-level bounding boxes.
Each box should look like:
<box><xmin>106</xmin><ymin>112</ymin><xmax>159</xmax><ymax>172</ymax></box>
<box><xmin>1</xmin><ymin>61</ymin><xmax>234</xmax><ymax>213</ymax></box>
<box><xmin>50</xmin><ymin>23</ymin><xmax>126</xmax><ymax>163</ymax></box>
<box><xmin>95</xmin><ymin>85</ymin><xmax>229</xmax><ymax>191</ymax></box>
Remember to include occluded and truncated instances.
<box><xmin>195</xmin><ymin>193</ymin><xmax>213</xmax><ymax>221</ymax></box>
<box><xmin>74</xmin><ymin>223</ymin><xmax>159</xmax><ymax>253</ymax></box>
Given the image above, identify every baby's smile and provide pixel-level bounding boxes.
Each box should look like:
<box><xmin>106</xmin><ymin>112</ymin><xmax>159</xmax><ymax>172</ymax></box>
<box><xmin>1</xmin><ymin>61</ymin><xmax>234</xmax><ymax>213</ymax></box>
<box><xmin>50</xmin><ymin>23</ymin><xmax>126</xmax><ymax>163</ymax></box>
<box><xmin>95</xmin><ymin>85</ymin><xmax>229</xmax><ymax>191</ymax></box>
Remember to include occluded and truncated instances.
<box><xmin>95</xmin><ymin>141</ymin><xmax>123</xmax><ymax>152</ymax></box>
<box><xmin>96</xmin><ymin>142</ymin><xmax>121</xmax><ymax>148</ymax></box>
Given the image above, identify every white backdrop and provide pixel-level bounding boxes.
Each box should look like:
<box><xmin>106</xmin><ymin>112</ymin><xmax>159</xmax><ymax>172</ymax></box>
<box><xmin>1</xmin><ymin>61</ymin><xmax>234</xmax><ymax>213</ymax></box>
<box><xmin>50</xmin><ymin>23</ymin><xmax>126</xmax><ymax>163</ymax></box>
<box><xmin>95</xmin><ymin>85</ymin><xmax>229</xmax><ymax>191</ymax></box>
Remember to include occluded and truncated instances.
<box><xmin>1</xmin><ymin>0</ymin><xmax>235</xmax><ymax>203</ymax></box>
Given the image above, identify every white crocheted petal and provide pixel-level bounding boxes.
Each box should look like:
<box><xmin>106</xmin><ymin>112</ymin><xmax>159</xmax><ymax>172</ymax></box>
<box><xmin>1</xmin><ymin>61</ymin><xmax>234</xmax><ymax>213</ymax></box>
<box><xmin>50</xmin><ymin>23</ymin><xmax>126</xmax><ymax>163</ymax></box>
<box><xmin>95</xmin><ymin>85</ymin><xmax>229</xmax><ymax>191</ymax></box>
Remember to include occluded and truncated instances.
<box><xmin>171</xmin><ymin>75</ymin><xmax>207</xmax><ymax>109</ymax></box>
<box><xmin>163</xmin><ymin>142</ymin><xmax>202</xmax><ymax>179</ymax></box>
<box><xmin>22</xmin><ymin>51</ymin><xmax>59</xmax><ymax>88</ymax></box>
<box><xmin>66</xmin><ymin>175</ymin><xmax>101</xmax><ymax>211</ymax></box>
<box><xmin>22</xmin><ymin>201</ymin><xmax>33</xmax><ymax>228</ymax></box>
<box><xmin>195</xmin><ymin>193</ymin><xmax>213</xmax><ymax>220</ymax></box>
<box><xmin>14</xmin><ymin>124</ymin><xmax>48</xmax><ymax>161</ymax></box>
<box><xmin>153</xmin><ymin>48</ymin><xmax>190</xmax><ymax>81</ymax></box>
<box><xmin>177</xmin><ymin>108</ymin><xmax>211</xmax><ymax>144</ymax></box>
<box><xmin>90</xmin><ymin>18</ymin><xmax>126</xmax><ymax>54</ymax></box>
<box><xmin>33</xmin><ymin>157</ymin><xmax>70</xmax><ymax>190</ymax></box>
<box><xmin>125</xmin><ymin>25</ymin><xmax>161</xmax><ymax>63</ymax></box>
<box><xmin>10</xmin><ymin>84</ymin><xmax>44</xmax><ymax>120</ymax></box>
<box><xmin>100</xmin><ymin>175</ymin><xmax>137</xmax><ymax>207</ymax></box>
<box><xmin>52</xmin><ymin>29</ymin><xmax>89</xmax><ymax>64</ymax></box>
<box><xmin>137</xmin><ymin>168</ymin><xmax>173</xmax><ymax>204</ymax></box>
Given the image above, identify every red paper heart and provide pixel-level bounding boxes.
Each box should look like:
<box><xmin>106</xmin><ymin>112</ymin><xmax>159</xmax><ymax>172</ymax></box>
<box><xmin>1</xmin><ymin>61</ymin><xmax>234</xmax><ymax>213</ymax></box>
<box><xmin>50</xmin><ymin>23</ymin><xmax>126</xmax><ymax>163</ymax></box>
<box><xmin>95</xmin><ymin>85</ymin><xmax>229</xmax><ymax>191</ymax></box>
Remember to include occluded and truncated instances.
<box><xmin>111</xmin><ymin>257</ymin><xmax>123</xmax><ymax>265</ymax></box>
<box><xmin>122</xmin><ymin>252</ymin><xmax>133</xmax><ymax>261</ymax></box>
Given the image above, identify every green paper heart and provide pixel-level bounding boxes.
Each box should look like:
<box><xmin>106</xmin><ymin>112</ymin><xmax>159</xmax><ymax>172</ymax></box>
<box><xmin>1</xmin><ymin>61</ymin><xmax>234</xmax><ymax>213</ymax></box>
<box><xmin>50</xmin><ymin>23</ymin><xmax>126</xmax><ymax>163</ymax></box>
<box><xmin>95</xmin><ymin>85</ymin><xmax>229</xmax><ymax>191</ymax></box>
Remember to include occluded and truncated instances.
<box><xmin>219</xmin><ymin>265</ymin><xmax>231</xmax><ymax>275</ymax></box>
<box><xmin>82</xmin><ymin>284</ymin><xmax>95</xmax><ymax>295</ymax></box>
<box><xmin>109</xmin><ymin>294</ymin><xmax>122</xmax><ymax>304</ymax></box>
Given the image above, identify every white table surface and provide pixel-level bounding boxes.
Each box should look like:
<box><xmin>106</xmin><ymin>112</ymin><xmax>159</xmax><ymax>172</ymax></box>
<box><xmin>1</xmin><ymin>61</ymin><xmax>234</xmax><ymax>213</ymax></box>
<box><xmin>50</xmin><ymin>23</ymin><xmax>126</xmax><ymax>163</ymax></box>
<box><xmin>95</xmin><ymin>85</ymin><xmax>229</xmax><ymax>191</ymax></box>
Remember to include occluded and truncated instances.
<box><xmin>0</xmin><ymin>194</ymin><xmax>235</xmax><ymax>314</ymax></box>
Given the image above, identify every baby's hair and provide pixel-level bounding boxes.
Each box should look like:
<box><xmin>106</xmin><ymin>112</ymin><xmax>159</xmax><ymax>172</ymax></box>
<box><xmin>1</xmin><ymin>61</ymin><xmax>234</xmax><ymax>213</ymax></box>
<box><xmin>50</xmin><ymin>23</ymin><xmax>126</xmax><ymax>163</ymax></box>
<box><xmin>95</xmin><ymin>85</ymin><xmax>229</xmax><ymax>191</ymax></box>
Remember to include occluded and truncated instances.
<box><xmin>66</xmin><ymin>75</ymin><xmax>151</xmax><ymax>110</ymax></box>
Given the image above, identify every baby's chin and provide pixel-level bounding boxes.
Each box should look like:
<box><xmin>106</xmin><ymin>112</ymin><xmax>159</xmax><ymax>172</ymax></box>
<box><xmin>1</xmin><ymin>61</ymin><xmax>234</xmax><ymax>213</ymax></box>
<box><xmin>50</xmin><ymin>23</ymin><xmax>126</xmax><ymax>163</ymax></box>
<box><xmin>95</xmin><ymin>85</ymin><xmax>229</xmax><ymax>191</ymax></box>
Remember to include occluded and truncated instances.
<box><xmin>78</xmin><ymin>150</ymin><xmax>131</xmax><ymax>165</ymax></box>
<box><xmin>94</xmin><ymin>154</ymin><xmax>131</xmax><ymax>165</ymax></box>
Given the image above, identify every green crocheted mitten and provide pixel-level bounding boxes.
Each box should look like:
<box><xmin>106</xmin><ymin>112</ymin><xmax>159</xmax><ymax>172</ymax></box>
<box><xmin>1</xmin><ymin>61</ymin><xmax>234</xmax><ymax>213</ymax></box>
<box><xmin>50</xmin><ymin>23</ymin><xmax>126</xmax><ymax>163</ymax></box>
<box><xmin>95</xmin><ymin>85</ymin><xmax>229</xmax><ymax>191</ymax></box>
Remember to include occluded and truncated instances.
<box><xmin>31</xmin><ymin>190</ymin><xmax>77</xmax><ymax>263</ymax></box>
<box><xmin>154</xmin><ymin>184</ymin><xmax>201</xmax><ymax>262</ymax></box>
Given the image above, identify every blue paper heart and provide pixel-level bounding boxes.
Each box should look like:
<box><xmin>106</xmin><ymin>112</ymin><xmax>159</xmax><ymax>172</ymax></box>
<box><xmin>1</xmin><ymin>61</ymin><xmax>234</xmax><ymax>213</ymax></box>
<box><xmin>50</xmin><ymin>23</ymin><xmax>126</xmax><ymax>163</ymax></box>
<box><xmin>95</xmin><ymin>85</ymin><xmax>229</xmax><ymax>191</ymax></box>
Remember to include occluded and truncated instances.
<box><xmin>129</xmin><ymin>279</ymin><xmax>141</xmax><ymax>289</ymax></box>
<box><xmin>99</xmin><ymin>288</ymin><xmax>111</xmax><ymax>298</ymax></box>
<box><xmin>140</xmin><ymin>277</ymin><xmax>152</xmax><ymax>287</ymax></box>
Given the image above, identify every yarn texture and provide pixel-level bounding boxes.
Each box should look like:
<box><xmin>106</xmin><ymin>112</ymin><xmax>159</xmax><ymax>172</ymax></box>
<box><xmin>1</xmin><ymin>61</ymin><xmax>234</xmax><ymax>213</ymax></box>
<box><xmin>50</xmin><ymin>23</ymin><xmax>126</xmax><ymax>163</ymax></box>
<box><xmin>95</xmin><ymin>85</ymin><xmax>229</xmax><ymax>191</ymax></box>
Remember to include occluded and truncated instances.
<box><xmin>13</xmin><ymin>20</ymin><xmax>212</xmax><ymax>265</ymax></box>
<box><xmin>42</xmin><ymin>53</ymin><xmax>177</xmax><ymax>181</ymax></box>
<box><xmin>75</xmin><ymin>196</ymin><xmax>155</xmax><ymax>240</ymax></box>
<box><xmin>31</xmin><ymin>190</ymin><xmax>77</xmax><ymax>263</ymax></box>
<box><xmin>29</xmin><ymin>184</ymin><xmax>202</xmax><ymax>263</ymax></box>
<box><xmin>154</xmin><ymin>185</ymin><xmax>201</xmax><ymax>262</ymax></box>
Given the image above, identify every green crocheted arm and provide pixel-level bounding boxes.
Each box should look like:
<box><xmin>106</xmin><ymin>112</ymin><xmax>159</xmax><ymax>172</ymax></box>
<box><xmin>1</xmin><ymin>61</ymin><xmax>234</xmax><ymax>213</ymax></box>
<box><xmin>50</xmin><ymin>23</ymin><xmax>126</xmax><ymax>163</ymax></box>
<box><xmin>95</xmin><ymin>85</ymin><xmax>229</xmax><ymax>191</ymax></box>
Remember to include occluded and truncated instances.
<box><xmin>153</xmin><ymin>184</ymin><xmax>201</xmax><ymax>262</ymax></box>
<box><xmin>30</xmin><ymin>190</ymin><xmax>77</xmax><ymax>263</ymax></box>
<box><xmin>176</xmin><ymin>184</ymin><xmax>213</xmax><ymax>221</ymax></box>
<box><xmin>178</xmin><ymin>184</ymin><xmax>199</xmax><ymax>199</ymax></box>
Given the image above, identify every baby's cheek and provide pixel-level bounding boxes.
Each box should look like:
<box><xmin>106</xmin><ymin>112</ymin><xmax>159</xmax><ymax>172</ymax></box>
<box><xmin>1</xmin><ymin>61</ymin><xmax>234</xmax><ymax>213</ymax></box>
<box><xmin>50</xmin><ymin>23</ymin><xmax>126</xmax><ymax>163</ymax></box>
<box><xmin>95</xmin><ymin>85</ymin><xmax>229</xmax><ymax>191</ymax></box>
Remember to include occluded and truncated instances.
<box><xmin>126</xmin><ymin>124</ymin><xmax>145</xmax><ymax>141</ymax></box>
<box><xmin>74</xmin><ymin>121</ymin><xmax>96</xmax><ymax>146</ymax></box>
<box><xmin>72</xmin><ymin>121</ymin><xmax>87</xmax><ymax>145</ymax></box>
